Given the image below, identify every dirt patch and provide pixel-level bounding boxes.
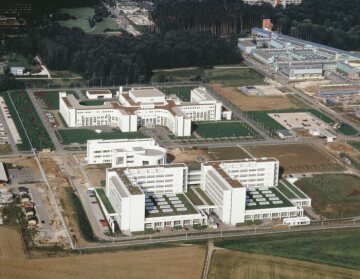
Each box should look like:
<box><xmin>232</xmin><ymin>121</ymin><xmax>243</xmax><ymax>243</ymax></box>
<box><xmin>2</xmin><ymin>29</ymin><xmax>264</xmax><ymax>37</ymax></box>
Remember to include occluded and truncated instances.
<box><xmin>168</xmin><ymin>148</ymin><xmax>212</xmax><ymax>163</ymax></box>
<box><xmin>211</xmin><ymin>84</ymin><xmax>299</xmax><ymax>111</ymax></box>
<box><xmin>0</xmin><ymin>226</ymin><xmax>25</xmax><ymax>260</ymax></box>
<box><xmin>245</xmin><ymin>144</ymin><xmax>342</xmax><ymax>174</ymax></box>
<box><xmin>208</xmin><ymin>249</ymin><xmax>360</xmax><ymax>279</ymax></box>
<box><xmin>0</xmin><ymin>227</ymin><xmax>206</xmax><ymax>279</ymax></box>
<box><xmin>326</xmin><ymin>142</ymin><xmax>359</xmax><ymax>157</ymax></box>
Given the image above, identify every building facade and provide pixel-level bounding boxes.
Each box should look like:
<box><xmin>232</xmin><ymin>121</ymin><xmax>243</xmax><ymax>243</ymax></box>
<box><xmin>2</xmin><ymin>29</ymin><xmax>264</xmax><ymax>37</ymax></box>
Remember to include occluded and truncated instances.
<box><xmin>86</xmin><ymin>138</ymin><xmax>167</xmax><ymax>167</ymax></box>
<box><xmin>60</xmin><ymin>86</ymin><xmax>227</xmax><ymax>137</ymax></box>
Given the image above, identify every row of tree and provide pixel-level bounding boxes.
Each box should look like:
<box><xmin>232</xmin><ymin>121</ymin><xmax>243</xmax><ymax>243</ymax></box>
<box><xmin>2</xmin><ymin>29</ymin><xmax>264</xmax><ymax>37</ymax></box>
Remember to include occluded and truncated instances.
<box><xmin>6</xmin><ymin>25</ymin><xmax>242</xmax><ymax>85</ymax></box>
<box><xmin>151</xmin><ymin>0</ymin><xmax>360</xmax><ymax>50</ymax></box>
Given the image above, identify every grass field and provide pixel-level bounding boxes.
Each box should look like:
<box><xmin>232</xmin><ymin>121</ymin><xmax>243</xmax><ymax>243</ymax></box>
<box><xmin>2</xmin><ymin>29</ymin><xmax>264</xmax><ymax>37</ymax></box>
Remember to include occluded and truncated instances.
<box><xmin>209</xmin><ymin>249</ymin><xmax>360</xmax><ymax>279</ymax></box>
<box><xmin>57</xmin><ymin>129</ymin><xmax>147</xmax><ymax>145</ymax></box>
<box><xmin>349</xmin><ymin>141</ymin><xmax>360</xmax><ymax>152</ymax></box>
<box><xmin>193</xmin><ymin>121</ymin><xmax>259</xmax><ymax>139</ymax></box>
<box><xmin>5</xmin><ymin>52</ymin><xmax>33</xmax><ymax>69</ymax></box>
<box><xmin>2</xmin><ymin>91</ymin><xmax>54</xmax><ymax>150</ymax></box>
<box><xmin>0</xmin><ymin>226</ymin><xmax>206</xmax><ymax>279</ymax></box>
<box><xmin>295</xmin><ymin>174</ymin><xmax>360</xmax><ymax>218</ymax></box>
<box><xmin>245</xmin><ymin>144</ymin><xmax>343</xmax><ymax>174</ymax></box>
<box><xmin>57</xmin><ymin>8</ymin><xmax>119</xmax><ymax>35</ymax></box>
<box><xmin>152</xmin><ymin>67</ymin><xmax>264</xmax><ymax>87</ymax></box>
<box><xmin>214</xmin><ymin>229</ymin><xmax>360</xmax><ymax>270</ymax></box>
<box><xmin>337</xmin><ymin>123</ymin><xmax>360</xmax><ymax>136</ymax></box>
<box><xmin>160</xmin><ymin>86</ymin><xmax>195</xmax><ymax>102</ymax></box>
<box><xmin>35</xmin><ymin>90</ymin><xmax>77</xmax><ymax>110</ymax></box>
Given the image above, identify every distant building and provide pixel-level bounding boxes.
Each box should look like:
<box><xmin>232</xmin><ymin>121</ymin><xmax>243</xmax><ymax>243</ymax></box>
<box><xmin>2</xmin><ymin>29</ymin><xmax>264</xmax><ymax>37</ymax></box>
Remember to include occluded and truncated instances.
<box><xmin>10</xmin><ymin>67</ymin><xmax>24</xmax><ymax>76</ymax></box>
<box><xmin>86</xmin><ymin>90</ymin><xmax>112</xmax><ymax>100</ymax></box>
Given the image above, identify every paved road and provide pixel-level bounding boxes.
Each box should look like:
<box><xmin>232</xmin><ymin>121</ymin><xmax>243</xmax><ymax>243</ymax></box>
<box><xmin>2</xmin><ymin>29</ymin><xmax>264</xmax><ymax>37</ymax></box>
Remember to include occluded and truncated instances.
<box><xmin>0</xmin><ymin>96</ymin><xmax>17</xmax><ymax>152</ymax></box>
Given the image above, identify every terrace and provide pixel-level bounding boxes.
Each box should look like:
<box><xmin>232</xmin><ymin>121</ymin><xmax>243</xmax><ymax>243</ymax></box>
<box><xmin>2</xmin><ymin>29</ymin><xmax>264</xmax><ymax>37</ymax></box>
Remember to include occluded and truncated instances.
<box><xmin>145</xmin><ymin>193</ymin><xmax>199</xmax><ymax>218</ymax></box>
<box><xmin>245</xmin><ymin>187</ymin><xmax>294</xmax><ymax>210</ymax></box>
<box><xmin>95</xmin><ymin>188</ymin><xmax>116</xmax><ymax>214</ymax></box>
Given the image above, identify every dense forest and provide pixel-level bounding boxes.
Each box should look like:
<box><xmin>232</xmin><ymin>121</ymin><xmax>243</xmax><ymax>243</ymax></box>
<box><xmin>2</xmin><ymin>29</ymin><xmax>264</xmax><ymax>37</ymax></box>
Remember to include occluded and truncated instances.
<box><xmin>6</xmin><ymin>26</ymin><xmax>241</xmax><ymax>85</ymax></box>
<box><xmin>151</xmin><ymin>0</ymin><xmax>360</xmax><ymax>50</ymax></box>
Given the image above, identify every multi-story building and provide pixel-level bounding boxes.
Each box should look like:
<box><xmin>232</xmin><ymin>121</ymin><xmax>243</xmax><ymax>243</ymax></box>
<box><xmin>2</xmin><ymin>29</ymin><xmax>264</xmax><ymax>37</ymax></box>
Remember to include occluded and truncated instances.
<box><xmin>86</xmin><ymin>138</ymin><xmax>167</xmax><ymax>167</ymax></box>
<box><xmin>59</xmin><ymin>86</ymin><xmax>229</xmax><ymax>137</ymax></box>
<box><xmin>98</xmin><ymin>157</ymin><xmax>305</xmax><ymax>233</ymax></box>
<box><xmin>104</xmin><ymin>165</ymin><xmax>207</xmax><ymax>233</ymax></box>
<box><xmin>238</xmin><ymin>28</ymin><xmax>360</xmax><ymax>81</ymax></box>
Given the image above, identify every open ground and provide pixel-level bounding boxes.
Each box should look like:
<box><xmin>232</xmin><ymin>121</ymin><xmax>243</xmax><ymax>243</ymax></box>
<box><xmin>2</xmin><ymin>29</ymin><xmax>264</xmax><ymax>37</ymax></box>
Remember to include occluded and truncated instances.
<box><xmin>295</xmin><ymin>173</ymin><xmax>360</xmax><ymax>218</ymax></box>
<box><xmin>245</xmin><ymin>144</ymin><xmax>343</xmax><ymax>174</ymax></box>
<box><xmin>211</xmin><ymin>84</ymin><xmax>299</xmax><ymax>111</ymax></box>
<box><xmin>209</xmin><ymin>250</ymin><xmax>360</xmax><ymax>279</ymax></box>
<box><xmin>0</xmin><ymin>226</ymin><xmax>206</xmax><ymax>279</ymax></box>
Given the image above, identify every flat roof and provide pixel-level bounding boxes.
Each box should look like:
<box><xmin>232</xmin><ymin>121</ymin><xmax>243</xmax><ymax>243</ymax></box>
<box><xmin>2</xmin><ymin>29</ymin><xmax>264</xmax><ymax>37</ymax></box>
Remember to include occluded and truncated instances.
<box><xmin>245</xmin><ymin>187</ymin><xmax>294</xmax><ymax>210</ymax></box>
<box><xmin>95</xmin><ymin>188</ymin><xmax>116</xmax><ymax>214</ymax></box>
<box><xmin>145</xmin><ymin>193</ymin><xmax>199</xmax><ymax>218</ymax></box>
<box><xmin>130</xmin><ymin>87</ymin><xmax>165</xmax><ymax>98</ymax></box>
<box><xmin>86</xmin><ymin>90</ymin><xmax>112</xmax><ymax>95</ymax></box>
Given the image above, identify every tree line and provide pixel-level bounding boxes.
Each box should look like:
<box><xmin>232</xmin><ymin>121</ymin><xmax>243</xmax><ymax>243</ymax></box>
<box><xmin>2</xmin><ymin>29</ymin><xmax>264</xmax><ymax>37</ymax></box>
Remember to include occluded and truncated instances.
<box><xmin>151</xmin><ymin>0</ymin><xmax>360</xmax><ymax>50</ymax></box>
<box><xmin>5</xmin><ymin>25</ymin><xmax>242</xmax><ymax>85</ymax></box>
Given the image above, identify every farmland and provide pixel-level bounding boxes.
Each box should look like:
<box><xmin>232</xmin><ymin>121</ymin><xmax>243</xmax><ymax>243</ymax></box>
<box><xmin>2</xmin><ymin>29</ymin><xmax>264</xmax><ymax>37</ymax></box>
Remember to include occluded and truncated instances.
<box><xmin>214</xmin><ymin>229</ymin><xmax>360</xmax><ymax>270</ymax></box>
<box><xmin>245</xmin><ymin>144</ymin><xmax>343</xmax><ymax>174</ymax></box>
<box><xmin>209</xmin><ymin>249</ymin><xmax>360</xmax><ymax>279</ymax></box>
<box><xmin>193</xmin><ymin>121</ymin><xmax>259</xmax><ymax>139</ymax></box>
<box><xmin>2</xmin><ymin>91</ymin><xmax>54</xmax><ymax>151</ymax></box>
<box><xmin>0</xmin><ymin>226</ymin><xmax>206</xmax><ymax>279</ymax></box>
<box><xmin>207</xmin><ymin>147</ymin><xmax>250</xmax><ymax>160</ymax></box>
<box><xmin>295</xmin><ymin>174</ymin><xmax>360</xmax><ymax>218</ymax></box>
<box><xmin>35</xmin><ymin>90</ymin><xmax>77</xmax><ymax>110</ymax></box>
<box><xmin>57</xmin><ymin>129</ymin><xmax>147</xmax><ymax>145</ymax></box>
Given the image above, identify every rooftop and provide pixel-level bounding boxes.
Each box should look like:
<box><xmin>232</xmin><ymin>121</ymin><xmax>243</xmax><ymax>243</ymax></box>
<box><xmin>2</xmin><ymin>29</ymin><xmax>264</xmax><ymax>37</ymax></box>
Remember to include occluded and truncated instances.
<box><xmin>130</xmin><ymin>87</ymin><xmax>165</xmax><ymax>98</ymax></box>
<box><xmin>245</xmin><ymin>187</ymin><xmax>294</xmax><ymax>210</ymax></box>
<box><xmin>95</xmin><ymin>188</ymin><xmax>116</xmax><ymax>214</ymax></box>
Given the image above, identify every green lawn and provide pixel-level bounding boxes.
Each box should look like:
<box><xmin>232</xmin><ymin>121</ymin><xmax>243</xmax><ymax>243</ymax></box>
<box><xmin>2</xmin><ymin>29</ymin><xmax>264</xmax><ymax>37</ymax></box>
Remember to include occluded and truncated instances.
<box><xmin>2</xmin><ymin>91</ymin><xmax>54</xmax><ymax>150</ymax></box>
<box><xmin>35</xmin><ymin>90</ymin><xmax>77</xmax><ymax>110</ymax></box>
<box><xmin>193</xmin><ymin>121</ymin><xmax>259</xmax><ymax>138</ymax></box>
<box><xmin>57</xmin><ymin>8</ymin><xmax>119</xmax><ymax>34</ymax></box>
<box><xmin>95</xmin><ymin>188</ymin><xmax>115</xmax><ymax>214</ymax></box>
<box><xmin>215</xmin><ymin>229</ymin><xmax>360</xmax><ymax>270</ymax></box>
<box><xmin>337</xmin><ymin>123</ymin><xmax>359</xmax><ymax>136</ymax></box>
<box><xmin>349</xmin><ymin>141</ymin><xmax>360</xmax><ymax>152</ymax></box>
<box><xmin>57</xmin><ymin>129</ymin><xmax>147</xmax><ymax>145</ymax></box>
<box><xmin>161</xmin><ymin>86</ymin><xmax>195</xmax><ymax>102</ymax></box>
<box><xmin>79</xmin><ymin>100</ymin><xmax>105</xmax><ymax>106</ymax></box>
<box><xmin>5</xmin><ymin>53</ymin><xmax>32</xmax><ymax>69</ymax></box>
<box><xmin>295</xmin><ymin>174</ymin><xmax>360</xmax><ymax>218</ymax></box>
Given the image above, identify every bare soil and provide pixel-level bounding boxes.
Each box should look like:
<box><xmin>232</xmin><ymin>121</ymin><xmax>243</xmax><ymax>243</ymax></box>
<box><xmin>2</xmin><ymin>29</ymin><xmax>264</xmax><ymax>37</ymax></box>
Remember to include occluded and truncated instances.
<box><xmin>245</xmin><ymin>144</ymin><xmax>342</xmax><ymax>174</ymax></box>
<box><xmin>211</xmin><ymin>84</ymin><xmax>299</xmax><ymax>111</ymax></box>
<box><xmin>0</xmin><ymin>226</ymin><xmax>206</xmax><ymax>279</ymax></box>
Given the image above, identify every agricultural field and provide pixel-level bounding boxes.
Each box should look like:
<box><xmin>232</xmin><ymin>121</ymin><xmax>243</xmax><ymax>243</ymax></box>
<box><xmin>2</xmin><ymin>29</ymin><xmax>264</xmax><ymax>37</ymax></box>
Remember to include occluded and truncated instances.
<box><xmin>209</xmin><ymin>249</ymin><xmax>360</xmax><ymax>279</ymax></box>
<box><xmin>349</xmin><ymin>141</ymin><xmax>360</xmax><ymax>152</ymax></box>
<box><xmin>57</xmin><ymin>8</ymin><xmax>119</xmax><ymax>35</ymax></box>
<box><xmin>193</xmin><ymin>121</ymin><xmax>259</xmax><ymax>139</ymax></box>
<box><xmin>35</xmin><ymin>90</ymin><xmax>77</xmax><ymax>110</ymax></box>
<box><xmin>1</xmin><ymin>91</ymin><xmax>54</xmax><ymax>150</ymax></box>
<box><xmin>211</xmin><ymin>85</ymin><xmax>299</xmax><ymax>111</ymax></box>
<box><xmin>295</xmin><ymin>174</ymin><xmax>360</xmax><ymax>218</ymax></box>
<box><xmin>57</xmin><ymin>129</ymin><xmax>147</xmax><ymax>145</ymax></box>
<box><xmin>214</xmin><ymin>229</ymin><xmax>360</xmax><ymax>271</ymax></box>
<box><xmin>0</xmin><ymin>226</ymin><xmax>205</xmax><ymax>279</ymax></box>
<box><xmin>245</xmin><ymin>144</ymin><xmax>343</xmax><ymax>174</ymax></box>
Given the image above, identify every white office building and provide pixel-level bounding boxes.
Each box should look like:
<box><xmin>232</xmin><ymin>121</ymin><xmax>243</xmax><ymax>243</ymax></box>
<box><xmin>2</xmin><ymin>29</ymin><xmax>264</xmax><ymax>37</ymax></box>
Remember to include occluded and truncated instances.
<box><xmin>200</xmin><ymin>158</ymin><xmax>302</xmax><ymax>225</ymax></box>
<box><xmin>104</xmin><ymin>165</ymin><xmax>207</xmax><ymax>233</ymax></box>
<box><xmin>59</xmin><ymin>86</ymin><xmax>229</xmax><ymax>137</ymax></box>
<box><xmin>86</xmin><ymin>90</ymin><xmax>112</xmax><ymax>99</ymax></box>
<box><xmin>86</xmin><ymin>138</ymin><xmax>167</xmax><ymax>167</ymax></box>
